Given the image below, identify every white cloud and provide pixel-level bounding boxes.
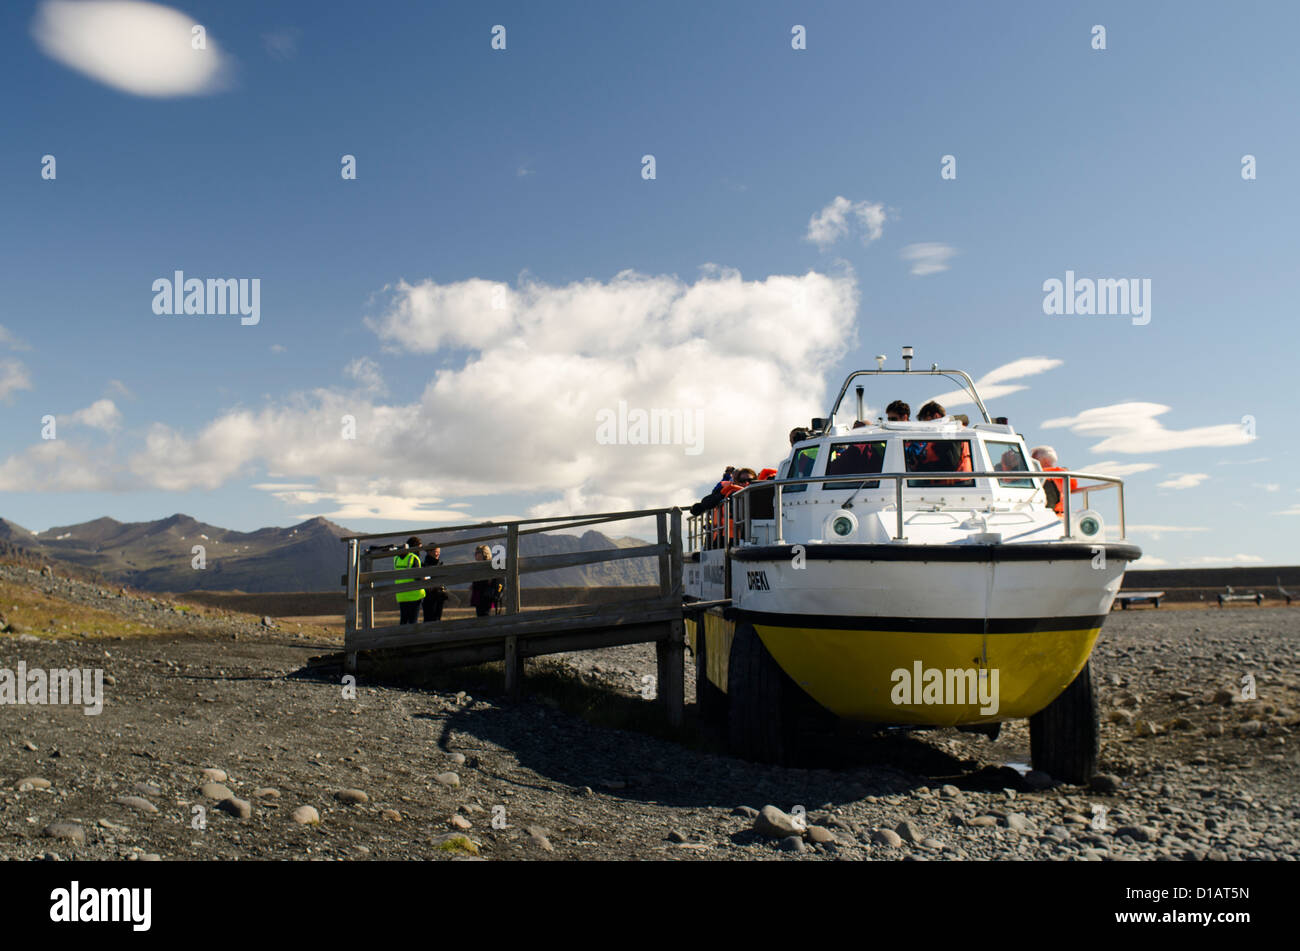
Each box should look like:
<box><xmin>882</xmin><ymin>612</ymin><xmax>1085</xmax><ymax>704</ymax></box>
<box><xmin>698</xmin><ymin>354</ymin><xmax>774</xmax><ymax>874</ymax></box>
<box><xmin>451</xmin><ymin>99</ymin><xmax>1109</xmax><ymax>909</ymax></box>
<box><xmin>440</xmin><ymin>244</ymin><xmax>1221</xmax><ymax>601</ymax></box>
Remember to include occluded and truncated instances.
<box><xmin>928</xmin><ymin>356</ymin><xmax>1063</xmax><ymax>409</ymax></box>
<box><xmin>805</xmin><ymin>197</ymin><xmax>888</xmax><ymax>248</ymax></box>
<box><xmin>1133</xmin><ymin>555</ymin><xmax>1169</xmax><ymax>566</ymax></box>
<box><xmin>1041</xmin><ymin>403</ymin><xmax>1253</xmax><ymax>454</ymax></box>
<box><xmin>1276</xmin><ymin>504</ymin><xmax>1300</xmax><ymax>516</ymax></box>
<box><xmin>270</xmin><ymin>344</ymin><xmax>287</xmax><ymax>354</ymax></box>
<box><xmin>0</xmin><ymin>441</ymin><xmax>121</xmax><ymax>492</ymax></box>
<box><xmin>1157</xmin><ymin>473</ymin><xmax>1208</xmax><ymax>490</ymax></box>
<box><xmin>0</xmin><ymin>325</ymin><xmax>31</xmax><ymax>351</ymax></box>
<box><xmin>900</xmin><ymin>242</ymin><xmax>957</xmax><ymax>276</ymax></box>
<box><xmin>1126</xmin><ymin>524</ymin><xmax>1209</xmax><ymax>542</ymax></box>
<box><xmin>1252</xmin><ymin>482</ymin><xmax>1280</xmax><ymax>492</ymax></box>
<box><xmin>32</xmin><ymin>0</ymin><xmax>231</xmax><ymax>97</ymax></box>
<box><xmin>1217</xmin><ymin>456</ymin><xmax>1269</xmax><ymax>466</ymax></box>
<box><xmin>1179</xmin><ymin>554</ymin><xmax>1265</xmax><ymax>566</ymax></box>
<box><xmin>66</xmin><ymin>398</ymin><xmax>122</xmax><ymax>431</ymax></box>
<box><xmin>1084</xmin><ymin>460</ymin><xmax>1159</xmax><ymax>477</ymax></box>
<box><xmin>0</xmin><ymin>359</ymin><xmax>33</xmax><ymax>400</ymax></box>
<box><xmin>105</xmin><ymin>379</ymin><xmax>133</xmax><ymax>399</ymax></box>
<box><xmin>262</xmin><ymin>28</ymin><xmax>298</xmax><ymax>60</ymax></box>
<box><xmin>110</xmin><ymin>267</ymin><xmax>858</xmax><ymax>517</ymax></box>
<box><xmin>344</xmin><ymin>356</ymin><xmax>386</xmax><ymax>395</ymax></box>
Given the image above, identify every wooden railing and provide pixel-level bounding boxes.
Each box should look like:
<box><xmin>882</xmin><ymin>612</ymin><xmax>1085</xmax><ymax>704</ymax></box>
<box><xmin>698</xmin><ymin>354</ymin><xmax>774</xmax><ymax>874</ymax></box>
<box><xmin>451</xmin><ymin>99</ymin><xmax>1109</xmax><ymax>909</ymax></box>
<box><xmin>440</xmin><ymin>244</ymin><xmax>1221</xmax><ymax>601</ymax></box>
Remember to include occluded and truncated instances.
<box><xmin>338</xmin><ymin>507</ymin><xmax>686</xmax><ymax>723</ymax></box>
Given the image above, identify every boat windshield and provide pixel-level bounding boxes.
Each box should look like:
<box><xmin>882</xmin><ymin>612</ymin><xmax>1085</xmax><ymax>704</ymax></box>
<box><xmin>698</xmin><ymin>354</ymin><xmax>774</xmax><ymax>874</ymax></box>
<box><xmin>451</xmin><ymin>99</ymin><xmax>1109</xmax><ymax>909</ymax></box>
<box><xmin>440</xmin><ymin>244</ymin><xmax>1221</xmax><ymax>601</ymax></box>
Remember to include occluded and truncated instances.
<box><xmin>904</xmin><ymin>438</ymin><xmax>975</xmax><ymax>488</ymax></box>
<box><xmin>824</xmin><ymin>440</ymin><xmax>886</xmax><ymax>489</ymax></box>
<box><xmin>988</xmin><ymin>440</ymin><xmax>1034</xmax><ymax>488</ymax></box>
<box><xmin>784</xmin><ymin>445</ymin><xmax>818</xmax><ymax>493</ymax></box>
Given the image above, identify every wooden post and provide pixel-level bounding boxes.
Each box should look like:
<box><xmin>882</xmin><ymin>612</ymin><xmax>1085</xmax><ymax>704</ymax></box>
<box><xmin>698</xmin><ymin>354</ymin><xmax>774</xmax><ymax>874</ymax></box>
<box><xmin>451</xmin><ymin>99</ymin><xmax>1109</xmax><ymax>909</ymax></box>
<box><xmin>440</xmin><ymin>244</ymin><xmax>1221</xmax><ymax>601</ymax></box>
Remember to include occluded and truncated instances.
<box><xmin>668</xmin><ymin>508</ymin><xmax>683</xmax><ymax>600</ymax></box>
<box><xmin>503</xmin><ymin>524</ymin><xmax>522</xmax><ymax>696</ymax></box>
<box><xmin>504</xmin><ymin>523</ymin><xmax>521</xmax><ymax>615</ymax></box>
<box><xmin>344</xmin><ymin>539</ymin><xmax>359</xmax><ymax>674</ymax></box>
<box><xmin>656</xmin><ymin>619</ymin><xmax>685</xmax><ymax>728</ymax></box>
<box><xmin>504</xmin><ymin>634</ymin><xmax>521</xmax><ymax>699</ymax></box>
<box><xmin>656</xmin><ymin>511</ymin><xmax>670</xmax><ymax>600</ymax></box>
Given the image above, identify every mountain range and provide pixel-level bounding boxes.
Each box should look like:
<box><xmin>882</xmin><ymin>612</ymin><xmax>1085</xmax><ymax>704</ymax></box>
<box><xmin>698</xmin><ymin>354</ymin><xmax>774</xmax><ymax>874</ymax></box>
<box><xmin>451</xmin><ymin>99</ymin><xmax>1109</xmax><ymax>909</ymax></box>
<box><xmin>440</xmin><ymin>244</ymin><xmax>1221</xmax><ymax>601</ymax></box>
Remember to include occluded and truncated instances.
<box><xmin>0</xmin><ymin>514</ymin><xmax>657</xmax><ymax>593</ymax></box>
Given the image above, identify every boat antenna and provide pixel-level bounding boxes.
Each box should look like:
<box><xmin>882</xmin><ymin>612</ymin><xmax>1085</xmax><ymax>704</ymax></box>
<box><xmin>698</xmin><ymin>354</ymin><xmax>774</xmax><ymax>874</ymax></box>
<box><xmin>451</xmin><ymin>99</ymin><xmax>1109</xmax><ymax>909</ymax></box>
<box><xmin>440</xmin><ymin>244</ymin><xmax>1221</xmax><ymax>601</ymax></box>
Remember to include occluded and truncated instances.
<box><xmin>902</xmin><ymin>345</ymin><xmax>913</xmax><ymax>371</ymax></box>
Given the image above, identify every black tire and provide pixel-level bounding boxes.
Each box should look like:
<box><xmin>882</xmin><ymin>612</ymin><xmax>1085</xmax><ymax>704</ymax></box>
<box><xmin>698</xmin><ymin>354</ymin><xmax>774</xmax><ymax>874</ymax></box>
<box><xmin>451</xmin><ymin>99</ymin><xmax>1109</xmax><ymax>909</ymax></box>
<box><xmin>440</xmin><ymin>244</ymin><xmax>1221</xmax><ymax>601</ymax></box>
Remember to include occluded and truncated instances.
<box><xmin>1029</xmin><ymin>660</ymin><xmax>1099</xmax><ymax>784</ymax></box>
<box><xmin>727</xmin><ymin>622</ymin><xmax>792</xmax><ymax>764</ymax></box>
<box><xmin>693</xmin><ymin>618</ymin><xmax>727</xmax><ymax>722</ymax></box>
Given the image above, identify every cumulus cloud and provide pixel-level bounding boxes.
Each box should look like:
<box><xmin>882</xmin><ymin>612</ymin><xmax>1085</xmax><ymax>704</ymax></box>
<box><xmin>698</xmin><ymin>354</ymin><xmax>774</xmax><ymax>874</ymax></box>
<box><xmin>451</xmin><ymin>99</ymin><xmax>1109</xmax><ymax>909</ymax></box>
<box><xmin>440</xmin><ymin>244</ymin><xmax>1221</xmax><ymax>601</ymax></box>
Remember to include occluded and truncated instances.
<box><xmin>1134</xmin><ymin>555</ymin><xmax>1169</xmax><ymax>566</ymax></box>
<box><xmin>32</xmin><ymin>0</ymin><xmax>231</xmax><ymax>97</ymax></box>
<box><xmin>0</xmin><ymin>325</ymin><xmax>31</xmax><ymax>351</ymax></box>
<box><xmin>97</xmin><ymin>267</ymin><xmax>860</xmax><ymax>517</ymax></box>
<box><xmin>1157</xmin><ymin>473</ymin><xmax>1209</xmax><ymax>490</ymax></box>
<box><xmin>0</xmin><ymin>441</ymin><xmax>122</xmax><ymax>492</ymax></box>
<box><xmin>65</xmin><ymin>398</ymin><xmax>122</xmax><ymax>431</ymax></box>
<box><xmin>805</xmin><ymin>197</ymin><xmax>888</xmax><ymax>248</ymax></box>
<box><xmin>0</xmin><ymin>359</ymin><xmax>33</xmax><ymax>401</ymax></box>
<box><xmin>344</xmin><ymin>356</ymin><xmax>386</xmax><ymax>395</ymax></box>
<box><xmin>1041</xmin><ymin>403</ymin><xmax>1253</xmax><ymax>454</ymax></box>
<box><xmin>927</xmin><ymin>356</ymin><xmax>1063</xmax><ymax>410</ymax></box>
<box><xmin>900</xmin><ymin>242</ymin><xmax>957</xmax><ymax>276</ymax></box>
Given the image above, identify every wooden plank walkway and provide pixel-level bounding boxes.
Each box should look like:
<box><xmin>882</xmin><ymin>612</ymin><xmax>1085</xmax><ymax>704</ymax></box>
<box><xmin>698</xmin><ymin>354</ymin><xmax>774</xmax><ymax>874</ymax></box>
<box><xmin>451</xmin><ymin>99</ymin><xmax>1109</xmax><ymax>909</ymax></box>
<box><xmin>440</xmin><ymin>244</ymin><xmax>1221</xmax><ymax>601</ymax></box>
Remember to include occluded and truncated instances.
<box><xmin>335</xmin><ymin>507</ymin><xmax>686</xmax><ymax>726</ymax></box>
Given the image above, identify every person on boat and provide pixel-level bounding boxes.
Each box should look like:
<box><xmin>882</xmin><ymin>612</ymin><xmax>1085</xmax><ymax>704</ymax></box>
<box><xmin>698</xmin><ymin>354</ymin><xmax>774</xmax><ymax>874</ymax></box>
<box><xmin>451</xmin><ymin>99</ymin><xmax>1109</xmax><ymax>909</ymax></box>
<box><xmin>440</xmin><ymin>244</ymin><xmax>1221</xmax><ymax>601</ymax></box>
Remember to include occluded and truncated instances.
<box><xmin>469</xmin><ymin>544</ymin><xmax>504</xmax><ymax>618</ymax></box>
<box><xmin>908</xmin><ymin>402</ymin><xmax>972</xmax><ymax>483</ymax></box>
<box><xmin>885</xmin><ymin>400</ymin><xmax>910</xmax><ymax>422</ymax></box>
<box><xmin>1030</xmin><ymin>446</ymin><xmax>1078</xmax><ymax>516</ymax></box>
<box><xmin>394</xmin><ymin>536</ymin><xmax>426</xmax><ymax>625</ymax></box>
<box><xmin>420</xmin><ymin>543</ymin><xmax>449</xmax><ymax>624</ymax></box>
<box><xmin>789</xmin><ymin>427</ymin><xmax>811</xmax><ymax>446</ymax></box>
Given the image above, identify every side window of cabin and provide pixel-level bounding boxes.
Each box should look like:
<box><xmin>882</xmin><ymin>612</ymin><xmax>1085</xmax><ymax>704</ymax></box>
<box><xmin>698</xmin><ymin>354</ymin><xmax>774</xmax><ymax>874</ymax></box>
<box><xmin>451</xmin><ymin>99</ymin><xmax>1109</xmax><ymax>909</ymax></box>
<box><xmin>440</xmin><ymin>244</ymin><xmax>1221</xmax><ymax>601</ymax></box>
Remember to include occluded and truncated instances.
<box><xmin>988</xmin><ymin>440</ymin><xmax>1034</xmax><ymax>488</ymax></box>
<box><xmin>825</xmin><ymin>440</ymin><xmax>886</xmax><ymax>489</ymax></box>
<box><xmin>903</xmin><ymin>439</ymin><xmax>976</xmax><ymax>488</ymax></box>
<box><xmin>783</xmin><ymin>446</ymin><xmax>818</xmax><ymax>493</ymax></box>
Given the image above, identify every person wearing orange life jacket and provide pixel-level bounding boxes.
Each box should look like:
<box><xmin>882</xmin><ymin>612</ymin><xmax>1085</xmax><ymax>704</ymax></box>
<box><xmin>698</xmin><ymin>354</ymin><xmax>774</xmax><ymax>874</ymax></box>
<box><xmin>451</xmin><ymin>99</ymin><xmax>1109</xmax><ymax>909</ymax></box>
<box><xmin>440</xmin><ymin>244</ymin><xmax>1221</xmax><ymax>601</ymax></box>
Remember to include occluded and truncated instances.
<box><xmin>1030</xmin><ymin>446</ymin><xmax>1078</xmax><ymax>516</ymax></box>
<box><xmin>912</xmin><ymin>401</ymin><xmax>972</xmax><ymax>485</ymax></box>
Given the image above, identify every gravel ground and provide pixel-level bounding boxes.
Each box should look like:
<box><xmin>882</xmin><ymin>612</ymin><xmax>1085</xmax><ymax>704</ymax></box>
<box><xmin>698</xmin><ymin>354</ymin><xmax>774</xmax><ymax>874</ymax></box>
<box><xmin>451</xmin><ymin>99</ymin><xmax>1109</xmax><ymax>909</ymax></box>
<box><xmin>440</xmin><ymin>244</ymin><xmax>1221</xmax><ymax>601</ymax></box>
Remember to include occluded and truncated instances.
<box><xmin>1</xmin><ymin>562</ymin><xmax>1297</xmax><ymax>861</ymax></box>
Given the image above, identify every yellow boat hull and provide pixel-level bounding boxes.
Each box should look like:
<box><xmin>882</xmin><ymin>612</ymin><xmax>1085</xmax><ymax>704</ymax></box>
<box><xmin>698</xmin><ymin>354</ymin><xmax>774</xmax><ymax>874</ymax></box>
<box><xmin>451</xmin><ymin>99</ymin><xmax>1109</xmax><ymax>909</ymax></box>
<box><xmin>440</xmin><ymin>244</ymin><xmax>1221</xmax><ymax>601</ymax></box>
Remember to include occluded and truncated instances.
<box><xmin>688</xmin><ymin>613</ymin><xmax>1099</xmax><ymax>724</ymax></box>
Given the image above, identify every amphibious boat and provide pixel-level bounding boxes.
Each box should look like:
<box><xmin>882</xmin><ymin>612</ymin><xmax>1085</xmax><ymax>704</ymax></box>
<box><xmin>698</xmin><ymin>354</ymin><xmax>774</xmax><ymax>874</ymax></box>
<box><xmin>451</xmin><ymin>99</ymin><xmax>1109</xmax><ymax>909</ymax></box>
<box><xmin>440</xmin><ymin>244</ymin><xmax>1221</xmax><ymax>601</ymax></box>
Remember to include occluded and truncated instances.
<box><xmin>683</xmin><ymin>348</ymin><xmax>1140</xmax><ymax>782</ymax></box>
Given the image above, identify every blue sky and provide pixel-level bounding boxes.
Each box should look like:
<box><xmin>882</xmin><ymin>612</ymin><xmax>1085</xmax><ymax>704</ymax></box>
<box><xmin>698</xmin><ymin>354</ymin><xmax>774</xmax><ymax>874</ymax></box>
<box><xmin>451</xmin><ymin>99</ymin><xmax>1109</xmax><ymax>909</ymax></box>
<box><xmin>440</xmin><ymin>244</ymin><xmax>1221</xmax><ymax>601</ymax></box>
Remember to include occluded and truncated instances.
<box><xmin>1</xmin><ymin>0</ymin><xmax>1296</xmax><ymax>568</ymax></box>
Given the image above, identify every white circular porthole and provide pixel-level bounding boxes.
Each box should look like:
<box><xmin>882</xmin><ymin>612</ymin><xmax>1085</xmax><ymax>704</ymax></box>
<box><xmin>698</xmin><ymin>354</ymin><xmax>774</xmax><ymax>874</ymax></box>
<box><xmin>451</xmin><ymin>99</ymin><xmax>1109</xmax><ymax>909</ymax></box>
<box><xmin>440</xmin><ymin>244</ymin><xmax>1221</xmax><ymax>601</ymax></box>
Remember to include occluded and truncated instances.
<box><xmin>824</xmin><ymin>509</ymin><xmax>859</xmax><ymax>542</ymax></box>
<box><xmin>1072</xmin><ymin>509</ymin><xmax>1105</xmax><ymax>539</ymax></box>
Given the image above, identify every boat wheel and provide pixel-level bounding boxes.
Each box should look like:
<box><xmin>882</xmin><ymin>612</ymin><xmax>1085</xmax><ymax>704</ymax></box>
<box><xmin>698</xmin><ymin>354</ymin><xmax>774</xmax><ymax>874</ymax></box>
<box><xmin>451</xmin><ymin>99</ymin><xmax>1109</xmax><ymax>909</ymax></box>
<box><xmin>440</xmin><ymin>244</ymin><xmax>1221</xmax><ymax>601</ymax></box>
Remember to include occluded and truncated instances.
<box><xmin>1029</xmin><ymin>659</ymin><xmax>1100</xmax><ymax>784</ymax></box>
<box><xmin>727</xmin><ymin>622</ymin><xmax>794</xmax><ymax>764</ymax></box>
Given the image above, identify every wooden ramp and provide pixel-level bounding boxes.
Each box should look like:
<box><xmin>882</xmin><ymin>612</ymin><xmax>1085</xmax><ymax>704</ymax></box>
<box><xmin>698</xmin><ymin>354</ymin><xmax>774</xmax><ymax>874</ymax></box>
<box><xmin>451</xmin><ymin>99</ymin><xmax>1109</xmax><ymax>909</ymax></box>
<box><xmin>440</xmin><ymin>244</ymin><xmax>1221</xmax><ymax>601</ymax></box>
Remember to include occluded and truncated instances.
<box><xmin>335</xmin><ymin>507</ymin><xmax>686</xmax><ymax>726</ymax></box>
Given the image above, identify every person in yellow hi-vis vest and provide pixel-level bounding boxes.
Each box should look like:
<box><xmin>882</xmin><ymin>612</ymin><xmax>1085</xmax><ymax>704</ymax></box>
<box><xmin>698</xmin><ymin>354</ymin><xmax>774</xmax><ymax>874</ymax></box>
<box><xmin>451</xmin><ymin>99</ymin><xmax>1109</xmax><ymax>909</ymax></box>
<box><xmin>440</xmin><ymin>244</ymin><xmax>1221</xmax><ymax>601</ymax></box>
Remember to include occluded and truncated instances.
<box><xmin>394</xmin><ymin>535</ymin><xmax>425</xmax><ymax>624</ymax></box>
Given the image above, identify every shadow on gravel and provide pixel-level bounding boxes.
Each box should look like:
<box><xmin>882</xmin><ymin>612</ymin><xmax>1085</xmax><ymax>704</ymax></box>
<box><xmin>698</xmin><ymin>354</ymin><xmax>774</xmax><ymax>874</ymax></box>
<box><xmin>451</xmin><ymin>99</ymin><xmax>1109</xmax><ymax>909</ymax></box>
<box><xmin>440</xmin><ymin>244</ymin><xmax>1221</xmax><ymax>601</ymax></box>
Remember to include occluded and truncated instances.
<box><xmin>295</xmin><ymin>651</ymin><xmax>1030</xmax><ymax>807</ymax></box>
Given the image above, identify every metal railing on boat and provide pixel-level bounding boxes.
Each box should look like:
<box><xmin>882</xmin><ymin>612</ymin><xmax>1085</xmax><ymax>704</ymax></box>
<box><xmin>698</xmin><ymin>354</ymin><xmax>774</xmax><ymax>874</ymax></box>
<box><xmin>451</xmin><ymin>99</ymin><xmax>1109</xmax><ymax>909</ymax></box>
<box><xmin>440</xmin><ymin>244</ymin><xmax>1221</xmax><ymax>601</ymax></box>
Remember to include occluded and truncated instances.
<box><xmin>685</xmin><ymin>469</ymin><xmax>1128</xmax><ymax>553</ymax></box>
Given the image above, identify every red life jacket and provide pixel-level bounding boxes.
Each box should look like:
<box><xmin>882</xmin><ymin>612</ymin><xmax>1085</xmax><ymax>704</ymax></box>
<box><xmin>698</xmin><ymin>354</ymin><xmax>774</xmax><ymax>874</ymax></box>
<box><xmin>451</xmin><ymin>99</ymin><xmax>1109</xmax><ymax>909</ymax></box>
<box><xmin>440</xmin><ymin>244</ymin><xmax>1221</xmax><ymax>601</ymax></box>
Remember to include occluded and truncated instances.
<box><xmin>922</xmin><ymin>441</ymin><xmax>972</xmax><ymax>485</ymax></box>
<box><xmin>1040</xmin><ymin>465</ymin><xmax>1079</xmax><ymax>515</ymax></box>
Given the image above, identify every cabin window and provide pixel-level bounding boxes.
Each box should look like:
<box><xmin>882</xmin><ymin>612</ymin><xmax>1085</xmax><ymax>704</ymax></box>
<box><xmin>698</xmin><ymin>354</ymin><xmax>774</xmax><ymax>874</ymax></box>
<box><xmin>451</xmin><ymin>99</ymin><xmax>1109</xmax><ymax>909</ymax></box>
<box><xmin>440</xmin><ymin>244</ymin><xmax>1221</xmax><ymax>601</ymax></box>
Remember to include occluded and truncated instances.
<box><xmin>904</xmin><ymin>439</ymin><xmax>976</xmax><ymax>488</ymax></box>
<box><xmin>783</xmin><ymin>445</ymin><xmax>818</xmax><ymax>493</ymax></box>
<box><xmin>988</xmin><ymin>440</ymin><xmax>1034</xmax><ymax>488</ymax></box>
<box><xmin>824</xmin><ymin>440</ymin><xmax>886</xmax><ymax>489</ymax></box>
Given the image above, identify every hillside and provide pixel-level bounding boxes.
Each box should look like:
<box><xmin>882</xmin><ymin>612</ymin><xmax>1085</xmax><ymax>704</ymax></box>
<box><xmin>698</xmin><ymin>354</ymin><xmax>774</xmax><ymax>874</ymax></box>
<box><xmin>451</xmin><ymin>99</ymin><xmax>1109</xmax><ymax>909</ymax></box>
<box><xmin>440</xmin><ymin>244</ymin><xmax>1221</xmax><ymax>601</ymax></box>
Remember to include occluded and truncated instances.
<box><xmin>0</xmin><ymin>514</ymin><xmax>656</xmax><ymax>593</ymax></box>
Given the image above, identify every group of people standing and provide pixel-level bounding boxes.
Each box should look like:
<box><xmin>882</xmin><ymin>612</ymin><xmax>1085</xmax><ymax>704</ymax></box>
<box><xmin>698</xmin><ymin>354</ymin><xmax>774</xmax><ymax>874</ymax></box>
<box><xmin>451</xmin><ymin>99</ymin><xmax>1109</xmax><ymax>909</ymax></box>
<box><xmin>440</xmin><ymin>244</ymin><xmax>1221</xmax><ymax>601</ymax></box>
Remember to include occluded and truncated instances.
<box><xmin>392</xmin><ymin>537</ymin><xmax>504</xmax><ymax>625</ymax></box>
